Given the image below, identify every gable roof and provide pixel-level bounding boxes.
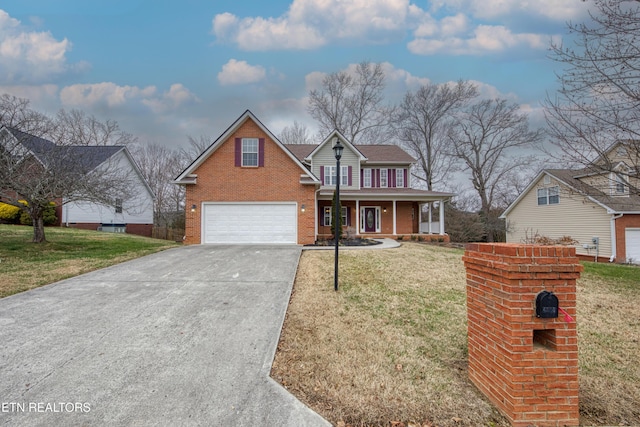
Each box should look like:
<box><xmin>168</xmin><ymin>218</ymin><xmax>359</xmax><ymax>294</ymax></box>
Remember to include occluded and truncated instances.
<box><xmin>302</xmin><ymin>130</ymin><xmax>367</xmax><ymax>162</ymax></box>
<box><xmin>501</xmin><ymin>168</ymin><xmax>640</xmax><ymax>218</ymax></box>
<box><xmin>63</xmin><ymin>146</ymin><xmax>125</xmax><ymax>172</ymax></box>
<box><xmin>356</xmin><ymin>145</ymin><xmax>415</xmax><ymax>164</ymax></box>
<box><xmin>2</xmin><ymin>126</ymin><xmax>126</xmax><ymax>173</ymax></box>
<box><xmin>174</xmin><ymin>110</ymin><xmax>319</xmax><ymax>184</ymax></box>
<box><xmin>4</xmin><ymin>126</ymin><xmax>56</xmax><ymax>155</ymax></box>
<box><xmin>284</xmin><ymin>143</ymin><xmax>416</xmax><ymax>164</ymax></box>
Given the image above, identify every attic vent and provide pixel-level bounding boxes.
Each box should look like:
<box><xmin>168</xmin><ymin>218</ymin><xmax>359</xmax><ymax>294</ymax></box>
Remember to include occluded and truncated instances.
<box><xmin>543</xmin><ymin>175</ymin><xmax>551</xmax><ymax>185</ymax></box>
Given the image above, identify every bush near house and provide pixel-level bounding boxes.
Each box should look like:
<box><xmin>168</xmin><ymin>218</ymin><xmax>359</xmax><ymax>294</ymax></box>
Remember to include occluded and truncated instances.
<box><xmin>0</xmin><ymin>202</ymin><xmax>21</xmax><ymax>224</ymax></box>
<box><xmin>16</xmin><ymin>202</ymin><xmax>57</xmax><ymax>226</ymax></box>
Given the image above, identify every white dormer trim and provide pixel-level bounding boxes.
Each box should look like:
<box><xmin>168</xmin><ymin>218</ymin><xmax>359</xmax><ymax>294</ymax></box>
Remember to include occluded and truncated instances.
<box><xmin>304</xmin><ymin>130</ymin><xmax>367</xmax><ymax>163</ymax></box>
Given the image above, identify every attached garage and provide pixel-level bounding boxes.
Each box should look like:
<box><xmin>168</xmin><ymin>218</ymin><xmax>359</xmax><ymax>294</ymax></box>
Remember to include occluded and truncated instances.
<box><xmin>625</xmin><ymin>228</ymin><xmax>640</xmax><ymax>264</ymax></box>
<box><xmin>202</xmin><ymin>203</ymin><xmax>297</xmax><ymax>244</ymax></box>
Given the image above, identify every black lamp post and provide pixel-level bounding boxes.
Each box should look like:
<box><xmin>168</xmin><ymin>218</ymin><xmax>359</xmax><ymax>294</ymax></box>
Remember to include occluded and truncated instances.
<box><xmin>333</xmin><ymin>138</ymin><xmax>344</xmax><ymax>292</ymax></box>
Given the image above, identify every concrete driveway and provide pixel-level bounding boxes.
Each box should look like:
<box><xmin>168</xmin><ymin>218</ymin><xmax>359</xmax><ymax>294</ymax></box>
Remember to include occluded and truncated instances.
<box><xmin>0</xmin><ymin>245</ymin><xmax>330</xmax><ymax>426</ymax></box>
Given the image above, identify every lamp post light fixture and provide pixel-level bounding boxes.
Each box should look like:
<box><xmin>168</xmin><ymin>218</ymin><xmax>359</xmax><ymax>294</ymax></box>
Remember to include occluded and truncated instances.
<box><xmin>332</xmin><ymin>137</ymin><xmax>344</xmax><ymax>292</ymax></box>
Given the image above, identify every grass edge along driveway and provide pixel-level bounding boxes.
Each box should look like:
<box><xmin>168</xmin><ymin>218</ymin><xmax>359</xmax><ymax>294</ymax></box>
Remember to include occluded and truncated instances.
<box><xmin>272</xmin><ymin>242</ymin><xmax>640</xmax><ymax>427</ymax></box>
<box><xmin>0</xmin><ymin>225</ymin><xmax>180</xmax><ymax>298</ymax></box>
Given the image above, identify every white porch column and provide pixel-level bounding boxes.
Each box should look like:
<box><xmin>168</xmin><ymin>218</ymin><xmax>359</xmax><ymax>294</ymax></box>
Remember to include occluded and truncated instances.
<box><xmin>392</xmin><ymin>200</ymin><xmax>397</xmax><ymax>235</ymax></box>
<box><xmin>439</xmin><ymin>200</ymin><xmax>445</xmax><ymax>235</ymax></box>
<box><xmin>355</xmin><ymin>199</ymin><xmax>360</xmax><ymax>235</ymax></box>
<box><xmin>428</xmin><ymin>202</ymin><xmax>433</xmax><ymax>234</ymax></box>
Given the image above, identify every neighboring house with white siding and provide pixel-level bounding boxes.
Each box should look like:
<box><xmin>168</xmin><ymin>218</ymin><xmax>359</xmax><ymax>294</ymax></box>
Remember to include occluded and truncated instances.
<box><xmin>1</xmin><ymin>126</ymin><xmax>154</xmax><ymax>237</ymax></box>
<box><xmin>501</xmin><ymin>142</ymin><xmax>640</xmax><ymax>264</ymax></box>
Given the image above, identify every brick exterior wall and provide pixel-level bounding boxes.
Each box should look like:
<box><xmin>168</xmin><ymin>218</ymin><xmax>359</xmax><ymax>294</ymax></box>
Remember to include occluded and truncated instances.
<box><xmin>184</xmin><ymin>118</ymin><xmax>316</xmax><ymax>245</ymax></box>
<box><xmin>615</xmin><ymin>214</ymin><xmax>640</xmax><ymax>263</ymax></box>
<box><xmin>463</xmin><ymin>243</ymin><xmax>581</xmax><ymax>427</ymax></box>
<box><xmin>316</xmin><ymin>200</ymin><xmax>419</xmax><ymax>238</ymax></box>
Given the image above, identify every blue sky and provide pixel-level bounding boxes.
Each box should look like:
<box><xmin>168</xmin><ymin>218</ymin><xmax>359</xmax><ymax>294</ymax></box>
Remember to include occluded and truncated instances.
<box><xmin>0</xmin><ymin>0</ymin><xmax>591</xmax><ymax>149</ymax></box>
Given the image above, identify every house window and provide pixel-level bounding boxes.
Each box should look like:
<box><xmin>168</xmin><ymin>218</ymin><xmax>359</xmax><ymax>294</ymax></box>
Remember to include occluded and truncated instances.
<box><xmin>324</xmin><ymin>206</ymin><xmax>348</xmax><ymax>226</ymax></box>
<box><xmin>396</xmin><ymin>169</ymin><xmax>404</xmax><ymax>188</ymax></box>
<box><xmin>380</xmin><ymin>169</ymin><xmax>388</xmax><ymax>188</ymax></box>
<box><xmin>115</xmin><ymin>198</ymin><xmax>123</xmax><ymax>214</ymax></box>
<box><xmin>616</xmin><ymin>174</ymin><xmax>626</xmax><ymax>194</ymax></box>
<box><xmin>324</xmin><ymin>166</ymin><xmax>349</xmax><ymax>186</ymax></box>
<box><xmin>363</xmin><ymin>169</ymin><xmax>372</xmax><ymax>188</ymax></box>
<box><xmin>242</xmin><ymin>138</ymin><xmax>258</xmax><ymax>167</ymax></box>
<box><xmin>537</xmin><ymin>186</ymin><xmax>559</xmax><ymax>205</ymax></box>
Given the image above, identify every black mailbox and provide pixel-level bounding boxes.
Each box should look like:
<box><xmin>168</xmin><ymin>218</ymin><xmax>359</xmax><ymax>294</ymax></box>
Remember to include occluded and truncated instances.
<box><xmin>536</xmin><ymin>291</ymin><xmax>559</xmax><ymax>318</ymax></box>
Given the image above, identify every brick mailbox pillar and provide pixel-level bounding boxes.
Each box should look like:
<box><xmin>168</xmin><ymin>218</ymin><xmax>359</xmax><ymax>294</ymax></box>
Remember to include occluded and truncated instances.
<box><xmin>463</xmin><ymin>243</ymin><xmax>582</xmax><ymax>427</ymax></box>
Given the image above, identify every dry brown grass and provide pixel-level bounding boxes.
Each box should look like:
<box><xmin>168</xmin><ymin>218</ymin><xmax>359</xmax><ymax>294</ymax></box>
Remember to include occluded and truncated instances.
<box><xmin>577</xmin><ymin>273</ymin><xmax>640</xmax><ymax>426</ymax></box>
<box><xmin>272</xmin><ymin>242</ymin><xmax>640</xmax><ymax>427</ymax></box>
<box><xmin>272</xmin><ymin>243</ymin><xmax>508</xmax><ymax>427</ymax></box>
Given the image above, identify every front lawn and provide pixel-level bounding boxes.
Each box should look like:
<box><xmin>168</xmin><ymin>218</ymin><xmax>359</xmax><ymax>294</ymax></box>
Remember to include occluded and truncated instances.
<box><xmin>0</xmin><ymin>225</ymin><xmax>180</xmax><ymax>298</ymax></box>
<box><xmin>271</xmin><ymin>243</ymin><xmax>640</xmax><ymax>427</ymax></box>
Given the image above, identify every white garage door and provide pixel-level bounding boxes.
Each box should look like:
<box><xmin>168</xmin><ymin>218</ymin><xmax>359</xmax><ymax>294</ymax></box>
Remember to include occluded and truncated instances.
<box><xmin>625</xmin><ymin>228</ymin><xmax>640</xmax><ymax>264</ymax></box>
<box><xmin>203</xmin><ymin>203</ymin><xmax>297</xmax><ymax>244</ymax></box>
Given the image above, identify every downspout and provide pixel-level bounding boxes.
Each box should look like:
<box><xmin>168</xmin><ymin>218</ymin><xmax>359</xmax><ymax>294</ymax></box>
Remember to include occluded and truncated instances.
<box><xmin>610</xmin><ymin>213</ymin><xmax>624</xmax><ymax>263</ymax></box>
<box><xmin>315</xmin><ymin>188</ymin><xmax>321</xmax><ymax>243</ymax></box>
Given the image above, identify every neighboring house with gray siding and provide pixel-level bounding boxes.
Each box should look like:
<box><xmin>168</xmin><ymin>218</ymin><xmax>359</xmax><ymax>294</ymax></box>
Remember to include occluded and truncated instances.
<box><xmin>501</xmin><ymin>142</ymin><xmax>640</xmax><ymax>264</ymax></box>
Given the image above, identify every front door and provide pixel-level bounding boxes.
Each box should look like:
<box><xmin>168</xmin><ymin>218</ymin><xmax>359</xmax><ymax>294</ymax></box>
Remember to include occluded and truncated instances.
<box><xmin>363</xmin><ymin>207</ymin><xmax>377</xmax><ymax>233</ymax></box>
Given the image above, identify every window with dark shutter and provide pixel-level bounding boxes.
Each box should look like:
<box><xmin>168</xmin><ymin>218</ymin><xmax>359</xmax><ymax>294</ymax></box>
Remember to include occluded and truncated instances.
<box><xmin>242</xmin><ymin>138</ymin><xmax>259</xmax><ymax>166</ymax></box>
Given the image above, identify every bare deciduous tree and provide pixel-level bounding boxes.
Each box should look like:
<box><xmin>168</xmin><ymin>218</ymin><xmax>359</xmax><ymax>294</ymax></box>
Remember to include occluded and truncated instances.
<box><xmin>279</xmin><ymin>121</ymin><xmax>313</xmax><ymax>145</ymax></box>
<box><xmin>131</xmin><ymin>142</ymin><xmax>186</xmax><ymax>227</ymax></box>
<box><xmin>544</xmin><ymin>0</ymin><xmax>640</xmax><ymax>178</ymax></box>
<box><xmin>307</xmin><ymin>61</ymin><xmax>395</xmax><ymax>144</ymax></box>
<box><xmin>0</xmin><ymin>93</ymin><xmax>52</xmax><ymax>134</ymax></box>
<box><xmin>448</xmin><ymin>99</ymin><xmax>543</xmax><ymax>242</ymax></box>
<box><xmin>54</xmin><ymin>109</ymin><xmax>137</xmax><ymax>147</ymax></box>
<box><xmin>180</xmin><ymin>135</ymin><xmax>212</xmax><ymax>165</ymax></box>
<box><xmin>396</xmin><ymin>80</ymin><xmax>478</xmax><ymax>191</ymax></box>
<box><xmin>0</xmin><ymin>95</ymin><xmax>139</xmax><ymax>243</ymax></box>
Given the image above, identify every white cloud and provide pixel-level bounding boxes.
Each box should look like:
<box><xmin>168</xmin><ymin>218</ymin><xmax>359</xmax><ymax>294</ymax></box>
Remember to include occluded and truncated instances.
<box><xmin>212</xmin><ymin>0</ymin><xmax>413</xmax><ymax>51</ymax></box>
<box><xmin>409</xmin><ymin>24</ymin><xmax>553</xmax><ymax>55</ymax></box>
<box><xmin>211</xmin><ymin>0</ymin><xmax>571</xmax><ymax>57</ymax></box>
<box><xmin>0</xmin><ymin>9</ymin><xmax>75</xmax><ymax>84</ymax></box>
<box><xmin>429</xmin><ymin>0</ymin><xmax>588</xmax><ymax>21</ymax></box>
<box><xmin>60</xmin><ymin>82</ymin><xmax>156</xmax><ymax>107</ymax></box>
<box><xmin>217</xmin><ymin>59</ymin><xmax>267</xmax><ymax>86</ymax></box>
<box><xmin>59</xmin><ymin>82</ymin><xmax>198</xmax><ymax>114</ymax></box>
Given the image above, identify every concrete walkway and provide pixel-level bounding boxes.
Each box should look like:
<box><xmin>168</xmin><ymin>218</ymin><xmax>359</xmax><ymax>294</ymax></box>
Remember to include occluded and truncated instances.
<box><xmin>0</xmin><ymin>245</ymin><xmax>330</xmax><ymax>427</ymax></box>
<box><xmin>302</xmin><ymin>237</ymin><xmax>401</xmax><ymax>251</ymax></box>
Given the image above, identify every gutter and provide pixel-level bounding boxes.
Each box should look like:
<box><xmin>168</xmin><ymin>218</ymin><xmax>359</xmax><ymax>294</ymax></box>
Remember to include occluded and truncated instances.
<box><xmin>610</xmin><ymin>213</ymin><xmax>624</xmax><ymax>262</ymax></box>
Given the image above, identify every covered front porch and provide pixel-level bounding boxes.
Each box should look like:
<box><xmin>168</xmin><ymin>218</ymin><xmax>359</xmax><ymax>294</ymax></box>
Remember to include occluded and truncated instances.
<box><xmin>316</xmin><ymin>188</ymin><xmax>453</xmax><ymax>241</ymax></box>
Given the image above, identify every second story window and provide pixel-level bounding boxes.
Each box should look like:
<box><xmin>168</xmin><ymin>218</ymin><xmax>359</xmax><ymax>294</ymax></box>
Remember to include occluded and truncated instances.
<box><xmin>537</xmin><ymin>186</ymin><xmax>559</xmax><ymax>205</ymax></box>
<box><xmin>363</xmin><ymin>169</ymin><xmax>372</xmax><ymax>188</ymax></box>
<box><xmin>242</xmin><ymin>138</ymin><xmax>259</xmax><ymax>166</ymax></box>
<box><xmin>613</xmin><ymin>173</ymin><xmax>629</xmax><ymax>195</ymax></box>
<box><xmin>380</xmin><ymin>169</ymin><xmax>388</xmax><ymax>187</ymax></box>
<box><xmin>395</xmin><ymin>169</ymin><xmax>404</xmax><ymax>188</ymax></box>
<box><xmin>324</xmin><ymin>166</ymin><xmax>348</xmax><ymax>186</ymax></box>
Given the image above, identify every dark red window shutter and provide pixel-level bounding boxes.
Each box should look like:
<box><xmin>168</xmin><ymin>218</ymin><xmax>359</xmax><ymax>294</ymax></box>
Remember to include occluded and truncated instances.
<box><xmin>403</xmin><ymin>169</ymin><xmax>408</xmax><ymax>187</ymax></box>
<box><xmin>348</xmin><ymin>166</ymin><xmax>352</xmax><ymax>186</ymax></box>
<box><xmin>376</xmin><ymin>169</ymin><xmax>380</xmax><ymax>188</ymax></box>
<box><xmin>346</xmin><ymin>207</ymin><xmax>351</xmax><ymax>226</ymax></box>
<box><xmin>258</xmin><ymin>138</ymin><xmax>265</xmax><ymax>167</ymax></box>
<box><xmin>391</xmin><ymin>169</ymin><xmax>396</xmax><ymax>187</ymax></box>
<box><xmin>320</xmin><ymin>166</ymin><xmax>324</xmax><ymax>183</ymax></box>
<box><xmin>360</xmin><ymin>168</ymin><xmax>364</xmax><ymax>186</ymax></box>
<box><xmin>235</xmin><ymin>138</ymin><xmax>241</xmax><ymax>166</ymax></box>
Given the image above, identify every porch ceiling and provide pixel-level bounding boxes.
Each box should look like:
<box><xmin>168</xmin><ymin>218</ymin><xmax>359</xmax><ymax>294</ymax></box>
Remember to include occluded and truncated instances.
<box><xmin>317</xmin><ymin>188</ymin><xmax>454</xmax><ymax>202</ymax></box>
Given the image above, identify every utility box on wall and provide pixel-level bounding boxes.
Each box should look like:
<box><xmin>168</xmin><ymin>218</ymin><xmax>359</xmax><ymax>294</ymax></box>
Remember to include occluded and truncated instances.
<box><xmin>463</xmin><ymin>243</ymin><xmax>582</xmax><ymax>427</ymax></box>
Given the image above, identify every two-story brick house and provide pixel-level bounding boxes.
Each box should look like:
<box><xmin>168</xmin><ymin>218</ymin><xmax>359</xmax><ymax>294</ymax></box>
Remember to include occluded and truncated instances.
<box><xmin>174</xmin><ymin>110</ymin><xmax>453</xmax><ymax>245</ymax></box>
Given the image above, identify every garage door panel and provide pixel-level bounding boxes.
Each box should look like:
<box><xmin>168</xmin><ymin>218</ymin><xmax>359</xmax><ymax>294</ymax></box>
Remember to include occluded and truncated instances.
<box><xmin>625</xmin><ymin>228</ymin><xmax>640</xmax><ymax>264</ymax></box>
<box><xmin>203</xmin><ymin>203</ymin><xmax>297</xmax><ymax>244</ymax></box>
